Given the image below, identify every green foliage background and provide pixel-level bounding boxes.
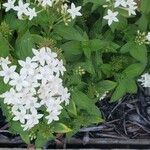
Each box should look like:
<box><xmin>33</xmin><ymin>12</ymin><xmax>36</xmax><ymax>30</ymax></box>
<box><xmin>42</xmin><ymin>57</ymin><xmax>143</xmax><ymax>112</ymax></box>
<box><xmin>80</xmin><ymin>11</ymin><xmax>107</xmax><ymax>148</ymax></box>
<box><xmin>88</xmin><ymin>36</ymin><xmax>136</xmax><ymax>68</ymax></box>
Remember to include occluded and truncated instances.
<box><xmin>0</xmin><ymin>0</ymin><xmax>150</xmax><ymax>148</ymax></box>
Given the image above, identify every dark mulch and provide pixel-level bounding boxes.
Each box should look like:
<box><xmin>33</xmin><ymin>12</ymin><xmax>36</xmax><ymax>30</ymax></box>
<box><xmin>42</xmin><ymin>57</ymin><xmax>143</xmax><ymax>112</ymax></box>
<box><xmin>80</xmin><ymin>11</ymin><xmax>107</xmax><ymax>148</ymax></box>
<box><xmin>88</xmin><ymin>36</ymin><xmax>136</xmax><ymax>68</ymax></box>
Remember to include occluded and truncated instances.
<box><xmin>0</xmin><ymin>85</ymin><xmax>150</xmax><ymax>148</ymax></box>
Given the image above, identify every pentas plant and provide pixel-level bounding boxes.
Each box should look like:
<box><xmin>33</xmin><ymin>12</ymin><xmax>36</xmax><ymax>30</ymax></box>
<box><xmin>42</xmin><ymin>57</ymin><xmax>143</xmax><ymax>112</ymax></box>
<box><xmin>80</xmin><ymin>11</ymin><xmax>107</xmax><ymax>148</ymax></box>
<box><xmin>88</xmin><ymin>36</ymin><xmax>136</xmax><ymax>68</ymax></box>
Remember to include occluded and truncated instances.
<box><xmin>0</xmin><ymin>47</ymin><xmax>70</xmax><ymax>131</ymax></box>
<box><xmin>1</xmin><ymin>0</ymin><xmax>150</xmax><ymax>148</ymax></box>
<box><xmin>3</xmin><ymin>0</ymin><xmax>82</xmax><ymax>23</ymax></box>
<box><xmin>103</xmin><ymin>0</ymin><xmax>138</xmax><ymax>25</ymax></box>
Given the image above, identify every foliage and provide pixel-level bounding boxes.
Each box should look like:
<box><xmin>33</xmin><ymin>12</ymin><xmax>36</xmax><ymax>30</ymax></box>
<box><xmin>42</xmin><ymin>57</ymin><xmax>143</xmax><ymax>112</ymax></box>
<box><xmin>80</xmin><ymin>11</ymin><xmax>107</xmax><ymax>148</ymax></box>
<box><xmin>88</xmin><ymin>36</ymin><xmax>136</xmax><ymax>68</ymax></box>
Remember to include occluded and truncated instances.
<box><xmin>0</xmin><ymin>0</ymin><xmax>150</xmax><ymax>148</ymax></box>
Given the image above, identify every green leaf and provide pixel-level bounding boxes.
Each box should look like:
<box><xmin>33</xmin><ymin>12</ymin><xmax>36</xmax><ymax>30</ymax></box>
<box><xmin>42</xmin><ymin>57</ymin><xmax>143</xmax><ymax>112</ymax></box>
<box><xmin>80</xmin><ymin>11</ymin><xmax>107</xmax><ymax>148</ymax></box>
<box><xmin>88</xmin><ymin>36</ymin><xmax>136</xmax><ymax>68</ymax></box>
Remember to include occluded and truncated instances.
<box><xmin>97</xmin><ymin>80</ymin><xmax>117</xmax><ymax>91</ymax></box>
<box><xmin>123</xmin><ymin>63</ymin><xmax>145</xmax><ymax>78</ymax></box>
<box><xmin>125</xmin><ymin>79</ymin><xmax>137</xmax><ymax>93</ymax></box>
<box><xmin>15</xmin><ymin>31</ymin><xmax>34</xmax><ymax>59</ymax></box>
<box><xmin>136</xmin><ymin>14</ymin><xmax>148</xmax><ymax>31</ymax></box>
<box><xmin>81</xmin><ymin>41</ymin><xmax>91</xmax><ymax>59</ymax></box>
<box><xmin>130</xmin><ymin>44</ymin><xmax>147</xmax><ymax>64</ymax></box>
<box><xmin>54</xmin><ymin>25</ymin><xmax>85</xmax><ymax>41</ymax></box>
<box><xmin>89</xmin><ymin>39</ymin><xmax>105</xmax><ymax>51</ymax></box>
<box><xmin>61</xmin><ymin>41</ymin><xmax>82</xmax><ymax>61</ymax></box>
<box><xmin>52</xmin><ymin>123</ymin><xmax>72</xmax><ymax>133</ymax></box>
<box><xmin>100</xmin><ymin>64</ymin><xmax>112</xmax><ymax>77</ymax></box>
<box><xmin>4</xmin><ymin>12</ymin><xmax>28</xmax><ymax>34</ymax></box>
<box><xmin>120</xmin><ymin>42</ymin><xmax>134</xmax><ymax>53</ymax></box>
<box><xmin>0</xmin><ymin>34</ymin><xmax>10</xmax><ymax>57</ymax></box>
<box><xmin>31</xmin><ymin>34</ymin><xmax>44</xmax><ymax>44</ymax></box>
<box><xmin>140</xmin><ymin>0</ymin><xmax>150</xmax><ymax>14</ymax></box>
<box><xmin>35</xmin><ymin>132</ymin><xmax>54</xmax><ymax>148</ymax></box>
<box><xmin>111</xmin><ymin>80</ymin><xmax>126</xmax><ymax>102</ymax></box>
<box><xmin>66</xmin><ymin>99</ymin><xmax>77</xmax><ymax>116</ymax></box>
<box><xmin>20</xmin><ymin>132</ymin><xmax>30</xmax><ymax>144</ymax></box>
<box><xmin>72</xmin><ymin>90</ymin><xmax>100</xmax><ymax>116</ymax></box>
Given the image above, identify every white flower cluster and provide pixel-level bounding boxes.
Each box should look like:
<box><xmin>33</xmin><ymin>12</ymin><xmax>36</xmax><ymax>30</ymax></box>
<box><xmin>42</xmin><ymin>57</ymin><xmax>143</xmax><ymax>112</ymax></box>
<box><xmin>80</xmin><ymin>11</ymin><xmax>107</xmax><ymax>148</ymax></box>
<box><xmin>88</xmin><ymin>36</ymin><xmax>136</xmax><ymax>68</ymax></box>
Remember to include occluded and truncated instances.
<box><xmin>138</xmin><ymin>73</ymin><xmax>150</xmax><ymax>88</ymax></box>
<box><xmin>0</xmin><ymin>47</ymin><xmax>70</xmax><ymax>130</ymax></box>
<box><xmin>3</xmin><ymin>0</ymin><xmax>82</xmax><ymax>20</ymax></box>
<box><xmin>103</xmin><ymin>0</ymin><xmax>138</xmax><ymax>26</ymax></box>
<box><xmin>3</xmin><ymin>0</ymin><xmax>37</xmax><ymax>20</ymax></box>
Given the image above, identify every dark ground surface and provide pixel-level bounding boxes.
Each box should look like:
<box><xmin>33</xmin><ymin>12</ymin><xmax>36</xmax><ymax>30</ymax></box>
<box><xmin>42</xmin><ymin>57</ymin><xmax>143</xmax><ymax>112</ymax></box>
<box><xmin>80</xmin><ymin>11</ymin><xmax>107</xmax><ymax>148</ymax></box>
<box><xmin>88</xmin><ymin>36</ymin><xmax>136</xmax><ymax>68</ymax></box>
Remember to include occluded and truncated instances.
<box><xmin>0</xmin><ymin>85</ymin><xmax>150</xmax><ymax>149</ymax></box>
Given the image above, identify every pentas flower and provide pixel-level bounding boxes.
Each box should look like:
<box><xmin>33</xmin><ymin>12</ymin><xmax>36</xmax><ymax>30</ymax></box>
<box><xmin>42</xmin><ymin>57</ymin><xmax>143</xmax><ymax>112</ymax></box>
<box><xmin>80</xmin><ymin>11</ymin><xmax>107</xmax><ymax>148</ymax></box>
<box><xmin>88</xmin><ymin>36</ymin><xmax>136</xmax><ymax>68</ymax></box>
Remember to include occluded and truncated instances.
<box><xmin>114</xmin><ymin>0</ymin><xmax>127</xmax><ymax>7</ymax></box>
<box><xmin>26</xmin><ymin>7</ymin><xmax>37</xmax><ymax>20</ymax></box>
<box><xmin>0</xmin><ymin>57</ymin><xmax>11</xmax><ymax>66</ymax></box>
<box><xmin>67</xmin><ymin>3</ymin><xmax>82</xmax><ymax>19</ymax></box>
<box><xmin>13</xmin><ymin>0</ymin><xmax>30</xmax><ymax>19</ymax></box>
<box><xmin>103</xmin><ymin>9</ymin><xmax>119</xmax><ymax>26</ymax></box>
<box><xmin>40</xmin><ymin>0</ymin><xmax>53</xmax><ymax>7</ymax></box>
<box><xmin>0</xmin><ymin>47</ymin><xmax>70</xmax><ymax>131</ymax></box>
<box><xmin>103</xmin><ymin>0</ymin><xmax>138</xmax><ymax>26</ymax></box>
<box><xmin>0</xmin><ymin>64</ymin><xmax>16</xmax><ymax>84</ymax></box>
<box><xmin>3</xmin><ymin>0</ymin><xmax>16</xmax><ymax>12</ymax></box>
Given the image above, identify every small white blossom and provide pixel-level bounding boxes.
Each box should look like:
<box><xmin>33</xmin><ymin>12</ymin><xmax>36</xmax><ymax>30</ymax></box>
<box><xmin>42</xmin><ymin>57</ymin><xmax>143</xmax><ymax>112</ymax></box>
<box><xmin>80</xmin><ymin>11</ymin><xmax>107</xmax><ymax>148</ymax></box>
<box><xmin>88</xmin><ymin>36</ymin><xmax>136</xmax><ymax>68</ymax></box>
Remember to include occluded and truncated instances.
<box><xmin>9</xmin><ymin>73</ymin><xmax>29</xmax><ymax>91</ymax></box>
<box><xmin>19</xmin><ymin>57</ymin><xmax>38</xmax><ymax>76</ymax></box>
<box><xmin>114</xmin><ymin>0</ymin><xmax>127</xmax><ymax>7</ymax></box>
<box><xmin>0</xmin><ymin>64</ymin><xmax>16</xmax><ymax>84</ymax></box>
<box><xmin>103</xmin><ymin>9</ymin><xmax>119</xmax><ymax>26</ymax></box>
<box><xmin>13</xmin><ymin>109</ymin><xmax>26</xmax><ymax>124</ymax></box>
<box><xmin>46</xmin><ymin>110</ymin><xmax>61</xmax><ymax>124</ymax></box>
<box><xmin>3</xmin><ymin>0</ymin><xmax>16</xmax><ymax>12</ymax></box>
<box><xmin>0</xmin><ymin>57</ymin><xmax>11</xmax><ymax>66</ymax></box>
<box><xmin>13</xmin><ymin>0</ymin><xmax>29</xmax><ymax>19</ymax></box>
<box><xmin>26</xmin><ymin>7</ymin><xmax>37</xmax><ymax>20</ymax></box>
<box><xmin>40</xmin><ymin>0</ymin><xmax>52</xmax><ymax>7</ymax></box>
<box><xmin>67</xmin><ymin>3</ymin><xmax>82</xmax><ymax>19</ymax></box>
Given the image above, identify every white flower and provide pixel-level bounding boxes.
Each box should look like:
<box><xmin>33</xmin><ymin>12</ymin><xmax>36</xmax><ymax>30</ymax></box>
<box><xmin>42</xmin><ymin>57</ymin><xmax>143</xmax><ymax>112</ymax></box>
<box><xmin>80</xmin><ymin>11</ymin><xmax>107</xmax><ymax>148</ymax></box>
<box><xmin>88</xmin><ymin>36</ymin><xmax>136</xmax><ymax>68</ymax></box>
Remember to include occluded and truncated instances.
<box><xmin>126</xmin><ymin>0</ymin><xmax>137</xmax><ymax>16</ymax></box>
<box><xmin>9</xmin><ymin>73</ymin><xmax>29</xmax><ymax>91</ymax></box>
<box><xmin>3</xmin><ymin>0</ymin><xmax>16</xmax><ymax>12</ymax></box>
<box><xmin>0</xmin><ymin>88</ymin><xmax>20</xmax><ymax>105</ymax></box>
<box><xmin>103</xmin><ymin>9</ymin><xmax>119</xmax><ymax>26</ymax></box>
<box><xmin>40</xmin><ymin>0</ymin><xmax>52</xmax><ymax>7</ymax></box>
<box><xmin>32</xmin><ymin>48</ymin><xmax>48</xmax><ymax>66</ymax></box>
<box><xmin>67</xmin><ymin>3</ymin><xmax>82</xmax><ymax>19</ymax></box>
<box><xmin>25</xmin><ymin>97</ymin><xmax>41</xmax><ymax>111</ymax></box>
<box><xmin>13</xmin><ymin>0</ymin><xmax>29</xmax><ymax>19</ymax></box>
<box><xmin>55</xmin><ymin>59</ymin><xmax>66</xmax><ymax>76</ymax></box>
<box><xmin>19</xmin><ymin>57</ymin><xmax>38</xmax><ymax>76</ymax></box>
<box><xmin>138</xmin><ymin>73</ymin><xmax>150</xmax><ymax>88</ymax></box>
<box><xmin>26</xmin><ymin>7</ymin><xmax>37</xmax><ymax>20</ymax></box>
<box><xmin>0</xmin><ymin>57</ymin><xmax>11</xmax><ymax>66</ymax></box>
<box><xmin>126</xmin><ymin>0</ymin><xmax>136</xmax><ymax>7</ymax></box>
<box><xmin>24</xmin><ymin>110</ymin><xmax>43</xmax><ymax>130</ymax></box>
<box><xmin>46</xmin><ymin>98</ymin><xmax>62</xmax><ymax>112</ymax></box>
<box><xmin>36</xmin><ymin>65</ymin><xmax>53</xmax><ymax>84</ymax></box>
<box><xmin>146</xmin><ymin>32</ymin><xmax>150</xmax><ymax>42</ymax></box>
<box><xmin>46</xmin><ymin>110</ymin><xmax>61</xmax><ymax>124</ymax></box>
<box><xmin>114</xmin><ymin>0</ymin><xmax>127</xmax><ymax>7</ymax></box>
<box><xmin>127</xmin><ymin>5</ymin><xmax>137</xmax><ymax>16</ymax></box>
<box><xmin>13</xmin><ymin>109</ymin><xmax>26</xmax><ymax>124</ymax></box>
<box><xmin>0</xmin><ymin>64</ymin><xmax>16</xmax><ymax>84</ymax></box>
<box><xmin>60</xmin><ymin>87</ymin><xmax>70</xmax><ymax>105</ymax></box>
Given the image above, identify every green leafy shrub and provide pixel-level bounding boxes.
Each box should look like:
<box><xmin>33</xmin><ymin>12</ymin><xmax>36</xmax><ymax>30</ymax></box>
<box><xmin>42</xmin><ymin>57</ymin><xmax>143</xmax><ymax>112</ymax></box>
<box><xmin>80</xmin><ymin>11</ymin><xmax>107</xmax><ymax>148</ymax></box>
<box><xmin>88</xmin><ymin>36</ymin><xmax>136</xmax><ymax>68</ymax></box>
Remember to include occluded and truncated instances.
<box><xmin>0</xmin><ymin>0</ymin><xmax>150</xmax><ymax>148</ymax></box>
